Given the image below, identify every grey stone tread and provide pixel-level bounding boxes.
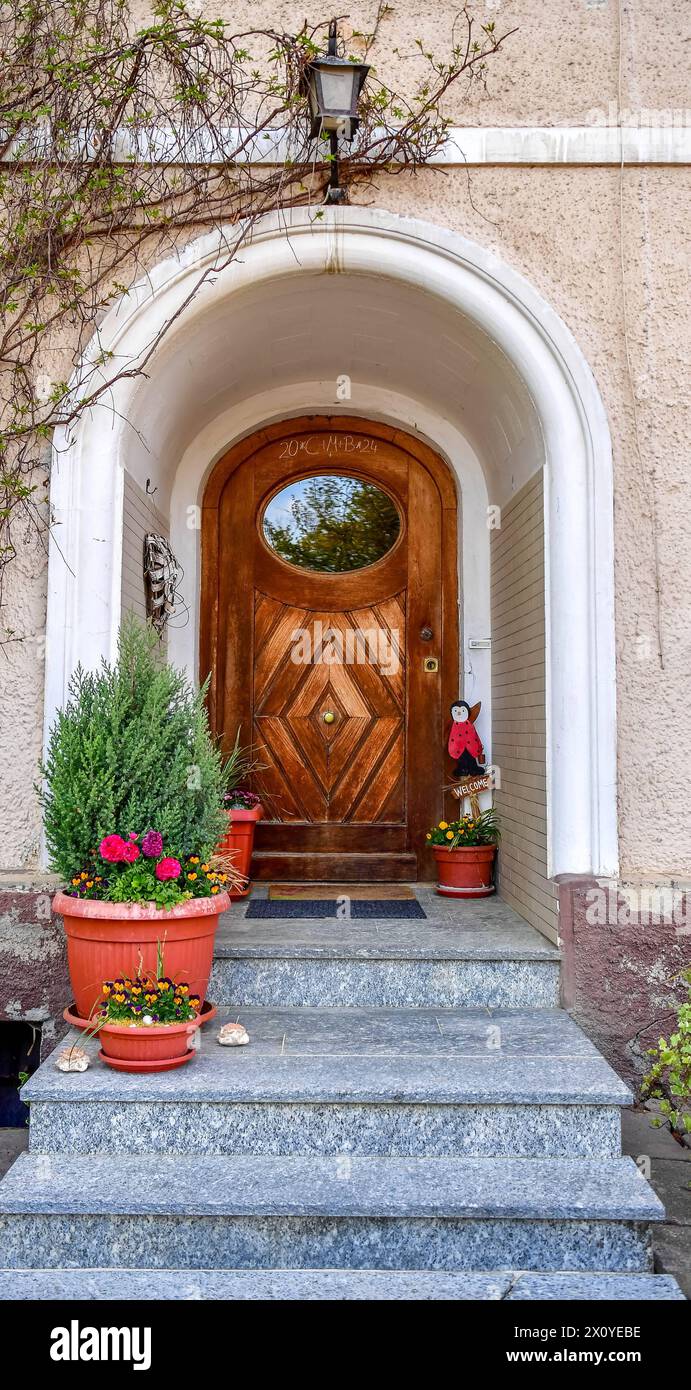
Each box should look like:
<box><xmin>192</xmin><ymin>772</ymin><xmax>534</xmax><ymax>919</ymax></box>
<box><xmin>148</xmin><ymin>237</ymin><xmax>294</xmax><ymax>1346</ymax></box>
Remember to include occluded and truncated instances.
<box><xmin>0</xmin><ymin>1267</ymin><xmax>682</xmax><ymax>1300</ymax></box>
<box><xmin>0</xmin><ymin>1267</ymin><xmax>510</xmax><ymax>1300</ymax></box>
<box><xmin>0</xmin><ymin>1152</ymin><xmax>663</xmax><ymax>1221</ymax></box>
<box><xmin>215</xmin><ymin>915</ymin><xmax>560</xmax><ymax>960</ymax></box>
<box><xmin>24</xmin><ymin>1007</ymin><xmax>632</xmax><ymax>1106</ymax></box>
<box><xmin>506</xmin><ymin>1271</ymin><xmax>686</xmax><ymax>1300</ymax></box>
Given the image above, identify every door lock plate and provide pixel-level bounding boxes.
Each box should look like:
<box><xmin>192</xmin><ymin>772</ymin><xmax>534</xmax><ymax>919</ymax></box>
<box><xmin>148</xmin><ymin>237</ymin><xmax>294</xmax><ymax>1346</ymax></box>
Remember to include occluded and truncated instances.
<box><xmin>423</xmin><ymin>657</ymin><xmax>439</xmax><ymax>673</ymax></box>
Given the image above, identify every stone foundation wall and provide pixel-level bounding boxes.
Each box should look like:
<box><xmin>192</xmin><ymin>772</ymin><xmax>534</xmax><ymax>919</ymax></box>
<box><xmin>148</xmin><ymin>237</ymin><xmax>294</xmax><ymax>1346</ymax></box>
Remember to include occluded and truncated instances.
<box><xmin>558</xmin><ymin>876</ymin><xmax>691</xmax><ymax>1085</ymax></box>
<box><xmin>0</xmin><ymin>875</ymin><xmax>70</xmax><ymax>1060</ymax></box>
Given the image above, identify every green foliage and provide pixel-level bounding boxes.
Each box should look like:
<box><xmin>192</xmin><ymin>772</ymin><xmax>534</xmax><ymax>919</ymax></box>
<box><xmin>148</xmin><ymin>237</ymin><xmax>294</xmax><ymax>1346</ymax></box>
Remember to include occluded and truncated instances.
<box><xmin>221</xmin><ymin>729</ymin><xmax>263</xmax><ymax>800</ymax></box>
<box><xmin>642</xmin><ymin>969</ymin><xmax>691</xmax><ymax>1141</ymax></box>
<box><xmin>427</xmin><ymin>807</ymin><xmax>500</xmax><ymax>848</ymax></box>
<box><xmin>40</xmin><ymin>615</ymin><xmax>227</xmax><ymax>880</ymax></box>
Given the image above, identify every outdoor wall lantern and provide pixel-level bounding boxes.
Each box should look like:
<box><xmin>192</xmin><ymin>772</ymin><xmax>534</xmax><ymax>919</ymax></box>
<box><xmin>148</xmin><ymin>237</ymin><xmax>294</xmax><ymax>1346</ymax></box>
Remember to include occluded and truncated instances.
<box><xmin>303</xmin><ymin>19</ymin><xmax>370</xmax><ymax>203</ymax></box>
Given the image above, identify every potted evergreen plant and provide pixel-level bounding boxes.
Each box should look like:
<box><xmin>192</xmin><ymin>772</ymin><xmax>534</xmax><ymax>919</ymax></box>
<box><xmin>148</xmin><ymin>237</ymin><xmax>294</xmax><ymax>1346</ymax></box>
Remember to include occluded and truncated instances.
<box><xmin>426</xmin><ymin>808</ymin><xmax>500</xmax><ymax>897</ymax></box>
<box><xmin>41</xmin><ymin>618</ymin><xmax>239</xmax><ymax>1021</ymax></box>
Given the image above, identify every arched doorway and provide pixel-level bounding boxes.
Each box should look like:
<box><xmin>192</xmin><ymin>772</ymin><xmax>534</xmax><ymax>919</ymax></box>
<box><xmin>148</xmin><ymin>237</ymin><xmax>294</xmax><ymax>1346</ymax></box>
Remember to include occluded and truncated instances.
<box><xmin>45</xmin><ymin>207</ymin><xmax>618</xmax><ymax>939</ymax></box>
<box><xmin>201</xmin><ymin>416</ymin><xmax>459</xmax><ymax>880</ymax></box>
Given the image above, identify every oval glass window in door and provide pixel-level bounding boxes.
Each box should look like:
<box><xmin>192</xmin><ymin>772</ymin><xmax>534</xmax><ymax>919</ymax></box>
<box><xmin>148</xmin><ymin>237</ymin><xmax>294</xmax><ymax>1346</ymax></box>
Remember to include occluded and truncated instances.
<box><xmin>261</xmin><ymin>474</ymin><xmax>401</xmax><ymax>573</ymax></box>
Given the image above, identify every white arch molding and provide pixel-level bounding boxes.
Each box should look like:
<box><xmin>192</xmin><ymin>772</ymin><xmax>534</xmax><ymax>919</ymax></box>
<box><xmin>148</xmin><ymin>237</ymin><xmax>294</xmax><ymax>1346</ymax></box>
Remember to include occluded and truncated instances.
<box><xmin>45</xmin><ymin>207</ymin><xmax>618</xmax><ymax>880</ymax></box>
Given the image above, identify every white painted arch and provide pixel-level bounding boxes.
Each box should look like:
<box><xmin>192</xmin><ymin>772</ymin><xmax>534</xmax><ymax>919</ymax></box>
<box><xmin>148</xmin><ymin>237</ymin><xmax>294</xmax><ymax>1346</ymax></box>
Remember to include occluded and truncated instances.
<box><xmin>46</xmin><ymin>207</ymin><xmax>618</xmax><ymax>879</ymax></box>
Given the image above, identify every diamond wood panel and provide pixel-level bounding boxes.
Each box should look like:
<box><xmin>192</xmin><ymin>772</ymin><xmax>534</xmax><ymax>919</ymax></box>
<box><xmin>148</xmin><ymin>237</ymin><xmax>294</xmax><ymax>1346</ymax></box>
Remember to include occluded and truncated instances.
<box><xmin>253</xmin><ymin>593</ymin><xmax>406</xmax><ymax>824</ymax></box>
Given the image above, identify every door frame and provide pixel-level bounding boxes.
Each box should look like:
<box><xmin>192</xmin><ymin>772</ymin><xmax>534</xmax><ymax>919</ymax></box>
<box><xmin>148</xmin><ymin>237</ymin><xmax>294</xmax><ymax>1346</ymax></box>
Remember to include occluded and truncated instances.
<box><xmin>200</xmin><ymin>415</ymin><xmax>460</xmax><ymax>875</ymax></box>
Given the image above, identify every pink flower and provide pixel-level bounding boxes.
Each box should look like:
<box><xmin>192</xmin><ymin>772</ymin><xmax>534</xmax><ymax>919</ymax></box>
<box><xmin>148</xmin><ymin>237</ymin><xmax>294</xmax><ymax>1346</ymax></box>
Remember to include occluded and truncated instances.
<box><xmin>99</xmin><ymin>834</ymin><xmax>128</xmax><ymax>863</ymax></box>
<box><xmin>156</xmin><ymin>857</ymin><xmax>181</xmax><ymax>881</ymax></box>
<box><xmin>121</xmin><ymin>842</ymin><xmax>140</xmax><ymax>863</ymax></box>
<box><xmin>141</xmin><ymin>830</ymin><xmax>164</xmax><ymax>859</ymax></box>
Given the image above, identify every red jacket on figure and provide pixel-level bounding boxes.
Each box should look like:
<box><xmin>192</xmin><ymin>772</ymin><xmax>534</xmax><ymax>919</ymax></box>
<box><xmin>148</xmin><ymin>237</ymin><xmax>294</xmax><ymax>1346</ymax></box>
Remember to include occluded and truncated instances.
<box><xmin>447</xmin><ymin>700</ymin><xmax>485</xmax><ymax>777</ymax></box>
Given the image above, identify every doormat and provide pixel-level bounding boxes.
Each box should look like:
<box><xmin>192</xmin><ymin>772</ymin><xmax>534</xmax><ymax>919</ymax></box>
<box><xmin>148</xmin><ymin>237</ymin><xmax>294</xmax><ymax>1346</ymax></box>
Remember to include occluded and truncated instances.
<box><xmin>268</xmin><ymin>884</ymin><xmax>415</xmax><ymax>901</ymax></box>
<box><xmin>246</xmin><ymin>899</ymin><xmax>427</xmax><ymax>920</ymax></box>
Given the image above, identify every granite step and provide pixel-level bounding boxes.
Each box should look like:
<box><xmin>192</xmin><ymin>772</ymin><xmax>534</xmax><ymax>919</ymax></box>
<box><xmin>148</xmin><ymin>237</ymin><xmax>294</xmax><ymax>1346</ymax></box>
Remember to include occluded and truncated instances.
<box><xmin>24</xmin><ymin>1007</ymin><xmax>631</xmax><ymax>1159</ymax></box>
<box><xmin>0</xmin><ymin>1267</ymin><xmax>683</xmax><ymax>1301</ymax></box>
<box><xmin>211</xmin><ymin>911</ymin><xmax>560</xmax><ymax>1008</ymax></box>
<box><xmin>0</xmin><ymin>1152</ymin><xmax>662</xmax><ymax>1273</ymax></box>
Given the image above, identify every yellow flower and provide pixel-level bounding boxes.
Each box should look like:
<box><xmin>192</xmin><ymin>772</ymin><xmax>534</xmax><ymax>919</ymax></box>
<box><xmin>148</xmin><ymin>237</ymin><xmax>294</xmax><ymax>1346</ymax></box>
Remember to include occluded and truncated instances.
<box><xmin>71</xmin><ymin>877</ymin><xmax>80</xmax><ymax>886</ymax></box>
<box><xmin>426</xmin><ymin>833</ymin><xmax>432</xmax><ymax>840</ymax></box>
<box><xmin>201</xmin><ymin>863</ymin><xmax>210</xmax><ymax>873</ymax></box>
<box><xmin>445</xmin><ymin>831</ymin><xmax>454</xmax><ymax>841</ymax></box>
<box><xmin>438</xmin><ymin>821</ymin><xmax>448</xmax><ymax>831</ymax></box>
<box><xmin>80</xmin><ymin>872</ymin><xmax>88</xmax><ymax>880</ymax></box>
<box><xmin>189</xmin><ymin>856</ymin><xmax>200</xmax><ymax>864</ymax></box>
<box><xmin>102</xmin><ymin>984</ymin><xmax>111</xmax><ymax>997</ymax></box>
<box><xmin>211</xmin><ymin>885</ymin><xmax>219</xmax><ymax>894</ymax></box>
<box><xmin>86</xmin><ymin>880</ymin><xmax>94</xmax><ymax>888</ymax></box>
<box><xmin>188</xmin><ymin>872</ymin><xmax>197</xmax><ymax>881</ymax></box>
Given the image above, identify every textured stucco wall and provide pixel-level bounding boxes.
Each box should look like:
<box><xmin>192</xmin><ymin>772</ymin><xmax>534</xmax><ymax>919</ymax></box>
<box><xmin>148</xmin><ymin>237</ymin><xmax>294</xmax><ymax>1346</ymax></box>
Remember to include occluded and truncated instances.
<box><xmin>372</xmin><ymin>164</ymin><xmax>691</xmax><ymax>880</ymax></box>
<box><xmin>2</xmin><ymin>167</ymin><xmax>689</xmax><ymax>880</ymax></box>
<box><xmin>128</xmin><ymin>1</ymin><xmax>691</xmax><ymax>128</ymax></box>
<box><xmin>0</xmin><ymin>483</ymin><xmax>48</xmax><ymax>868</ymax></box>
<box><xmin>0</xmin><ymin>3</ymin><xmax>689</xmax><ymax>881</ymax></box>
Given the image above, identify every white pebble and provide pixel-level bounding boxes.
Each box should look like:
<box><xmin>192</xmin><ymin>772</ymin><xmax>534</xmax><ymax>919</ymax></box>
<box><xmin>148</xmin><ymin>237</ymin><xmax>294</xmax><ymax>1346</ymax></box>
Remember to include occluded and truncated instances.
<box><xmin>217</xmin><ymin>1022</ymin><xmax>250</xmax><ymax>1047</ymax></box>
<box><xmin>55</xmin><ymin>1046</ymin><xmax>90</xmax><ymax>1072</ymax></box>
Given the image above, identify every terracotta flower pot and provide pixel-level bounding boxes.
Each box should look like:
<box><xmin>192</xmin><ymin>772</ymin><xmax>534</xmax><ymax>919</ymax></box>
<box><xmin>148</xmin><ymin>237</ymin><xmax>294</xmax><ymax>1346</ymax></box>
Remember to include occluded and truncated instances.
<box><xmin>432</xmin><ymin>844</ymin><xmax>497</xmax><ymax>898</ymax></box>
<box><xmin>98</xmin><ymin>1017</ymin><xmax>201</xmax><ymax>1072</ymax></box>
<box><xmin>217</xmin><ymin>804</ymin><xmax>263</xmax><ymax>899</ymax></box>
<box><xmin>53</xmin><ymin>891</ymin><xmax>230</xmax><ymax>1023</ymax></box>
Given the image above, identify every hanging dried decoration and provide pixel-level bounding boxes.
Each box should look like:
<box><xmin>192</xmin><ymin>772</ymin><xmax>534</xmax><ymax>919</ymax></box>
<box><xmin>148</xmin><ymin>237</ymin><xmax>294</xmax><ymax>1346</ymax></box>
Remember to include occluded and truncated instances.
<box><xmin>143</xmin><ymin>533</ymin><xmax>181</xmax><ymax>635</ymax></box>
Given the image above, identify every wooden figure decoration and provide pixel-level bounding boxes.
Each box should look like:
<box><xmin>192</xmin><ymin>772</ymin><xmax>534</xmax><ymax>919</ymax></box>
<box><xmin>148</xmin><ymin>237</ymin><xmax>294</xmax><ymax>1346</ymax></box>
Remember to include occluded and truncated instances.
<box><xmin>447</xmin><ymin>700</ymin><xmax>491</xmax><ymax>819</ymax></box>
<box><xmin>448</xmin><ymin>700</ymin><xmax>485</xmax><ymax>777</ymax></box>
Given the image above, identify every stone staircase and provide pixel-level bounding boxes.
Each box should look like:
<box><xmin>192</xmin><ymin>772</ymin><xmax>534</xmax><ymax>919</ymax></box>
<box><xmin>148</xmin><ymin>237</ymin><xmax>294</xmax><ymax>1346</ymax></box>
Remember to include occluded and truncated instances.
<box><xmin>0</xmin><ymin>887</ymin><xmax>683</xmax><ymax>1301</ymax></box>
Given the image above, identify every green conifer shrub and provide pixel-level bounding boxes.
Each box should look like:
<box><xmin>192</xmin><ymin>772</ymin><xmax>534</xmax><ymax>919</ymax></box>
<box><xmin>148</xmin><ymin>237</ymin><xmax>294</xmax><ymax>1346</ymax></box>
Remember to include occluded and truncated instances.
<box><xmin>40</xmin><ymin>616</ymin><xmax>227</xmax><ymax>882</ymax></box>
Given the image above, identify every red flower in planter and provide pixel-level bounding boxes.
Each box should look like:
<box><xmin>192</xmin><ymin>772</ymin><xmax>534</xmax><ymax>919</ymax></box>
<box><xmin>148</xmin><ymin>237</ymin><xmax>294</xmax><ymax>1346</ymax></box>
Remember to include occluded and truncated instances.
<box><xmin>121</xmin><ymin>841</ymin><xmax>140</xmax><ymax>862</ymax></box>
<box><xmin>99</xmin><ymin>834</ymin><xmax>128</xmax><ymax>862</ymax></box>
<box><xmin>156</xmin><ymin>857</ymin><xmax>181</xmax><ymax>881</ymax></box>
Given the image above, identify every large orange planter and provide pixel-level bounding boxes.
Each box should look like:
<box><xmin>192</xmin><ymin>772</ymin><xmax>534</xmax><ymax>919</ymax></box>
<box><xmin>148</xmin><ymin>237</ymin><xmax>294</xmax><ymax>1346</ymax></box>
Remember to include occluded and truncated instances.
<box><xmin>98</xmin><ymin>1017</ymin><xmax>201</xmax><ymax>1071</ymax></box>
<box><xmin>432</xmin><ymin>844</ymin><xmax>497</xmax><ymax>898</ymax></box>
<box><xmin>217</xmin><ymin>804</ymin><xmax>263</xmax><ymax>899</ymax></box>
<box><xmin>53</xmin><ymin>891</ymin><xmax>230</xmax><ymax>1023</ymax></box>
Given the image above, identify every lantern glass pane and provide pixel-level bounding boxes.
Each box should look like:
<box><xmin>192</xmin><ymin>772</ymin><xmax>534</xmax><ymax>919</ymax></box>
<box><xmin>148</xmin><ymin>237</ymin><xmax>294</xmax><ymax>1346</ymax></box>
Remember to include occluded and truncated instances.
<box><xmin>319</xmin><ymin>67</ymin><xmax>357</xmax><ymax>114</ymax></box>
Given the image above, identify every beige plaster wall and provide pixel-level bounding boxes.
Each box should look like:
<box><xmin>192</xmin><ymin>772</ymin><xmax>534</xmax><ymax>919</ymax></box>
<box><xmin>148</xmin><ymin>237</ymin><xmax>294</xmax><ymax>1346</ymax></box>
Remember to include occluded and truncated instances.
<box><xmin>129</xmin><ymin>0</ymin><xmax>690</xmax><ymax>127</ymax></box>
<box><xmin>1</xmin><ymin>4</ymin><xmax>689</xmax><ymax>879</ymax></box>
<box><xmin>370</xmin><ymin>163</ymin><xmax>690</xmax><ymax>877</ymax></box>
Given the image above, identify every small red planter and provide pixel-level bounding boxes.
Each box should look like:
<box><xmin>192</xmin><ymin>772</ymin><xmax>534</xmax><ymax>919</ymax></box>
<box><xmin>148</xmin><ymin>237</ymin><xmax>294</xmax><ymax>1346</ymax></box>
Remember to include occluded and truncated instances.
<box><xmin>98</xmin><ymin>1017</ymin><xmax>201</xmax><ymax>1072</ymax></box>
<box><xmin>432</xmin><ymin>844</ymin><xmax>497</xmax><ymax>898</ymax></box>
<box><xmin>64</xmin><ymin>998</ymin><xmax>218</xmax><ymax>1029</ymax></box>
<box><xmin>217</xmin><ymin>804</ymin><xmax>263</xmax><ymax>899</ymax></box>
<box><xmin>53</xmin><ymin>892</ymin><xmax>230</xmax><ymax>1024</ymax></box>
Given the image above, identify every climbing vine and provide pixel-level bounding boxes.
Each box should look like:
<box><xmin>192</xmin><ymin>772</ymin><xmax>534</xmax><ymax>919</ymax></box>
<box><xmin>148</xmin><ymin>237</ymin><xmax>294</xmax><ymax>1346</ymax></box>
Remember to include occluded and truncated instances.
<box><xmin>0</xmin><ymin>0</ymin><xmax>514</xmax><ymax>624</ymax></box>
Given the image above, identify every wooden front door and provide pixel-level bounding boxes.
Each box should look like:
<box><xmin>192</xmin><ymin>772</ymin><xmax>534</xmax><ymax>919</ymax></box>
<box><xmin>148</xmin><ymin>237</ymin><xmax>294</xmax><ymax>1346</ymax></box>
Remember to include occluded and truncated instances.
<box><xmin>201</xmin><ymin>417</ymin><xmax>458</xmax><ymax>880</ymax></box>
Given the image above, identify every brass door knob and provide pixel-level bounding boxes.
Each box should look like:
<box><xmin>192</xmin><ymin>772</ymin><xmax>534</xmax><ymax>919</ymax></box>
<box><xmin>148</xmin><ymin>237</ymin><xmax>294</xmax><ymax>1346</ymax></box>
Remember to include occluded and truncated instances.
<box><xmin>323</xmin><ymin>710</ymin><xmax>336</xmax><ymax>724</ymax></box>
